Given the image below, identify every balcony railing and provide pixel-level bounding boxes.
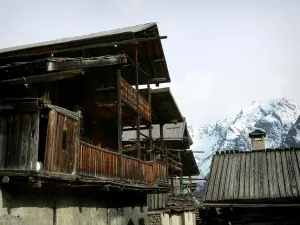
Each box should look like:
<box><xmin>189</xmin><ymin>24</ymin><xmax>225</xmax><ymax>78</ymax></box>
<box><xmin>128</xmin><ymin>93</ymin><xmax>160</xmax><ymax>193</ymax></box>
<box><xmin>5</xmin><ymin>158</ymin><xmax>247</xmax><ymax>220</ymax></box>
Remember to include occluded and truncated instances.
<box><xmin>120</xmin><ymin>77</ymin><xmax>151</xmax><ymax>121</ymax></box>
<box><xmin>77</xmin><ymin>141</ymin><xmax>167</xmax><ymax>184</ymax></box>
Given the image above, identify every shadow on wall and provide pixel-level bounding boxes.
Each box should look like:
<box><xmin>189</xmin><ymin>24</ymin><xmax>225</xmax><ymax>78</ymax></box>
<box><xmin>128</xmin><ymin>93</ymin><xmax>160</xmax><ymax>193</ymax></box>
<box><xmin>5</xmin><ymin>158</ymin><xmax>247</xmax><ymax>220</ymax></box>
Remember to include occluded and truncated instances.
<box><xmin>0</xmin><ymin>185</ymin><xmax>147</xmax><ymax>225</ymax></box>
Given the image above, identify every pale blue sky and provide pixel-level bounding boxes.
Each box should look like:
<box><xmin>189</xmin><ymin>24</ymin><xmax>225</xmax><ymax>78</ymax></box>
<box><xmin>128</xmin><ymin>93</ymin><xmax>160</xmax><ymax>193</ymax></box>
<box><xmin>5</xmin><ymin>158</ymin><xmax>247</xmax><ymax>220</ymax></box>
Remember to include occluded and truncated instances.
<box><xmin>0</xmin><ymin>0</ymin><xmax>299</xmax><ymax>127</ymax></box>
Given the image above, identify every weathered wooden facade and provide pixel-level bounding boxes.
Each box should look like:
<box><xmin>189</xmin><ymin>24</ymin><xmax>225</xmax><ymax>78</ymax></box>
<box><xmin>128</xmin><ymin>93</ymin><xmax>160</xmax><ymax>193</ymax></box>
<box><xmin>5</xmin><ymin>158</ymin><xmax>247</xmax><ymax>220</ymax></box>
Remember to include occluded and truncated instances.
<box><xmin>0</xmin><ymin>23</ymin><xmax>177</xmax><ymax>193</ymax></box>
<box><xmin>203</xmin><ymin>148</ymin><xmax>300</xmax><ymax>225</ymax></box>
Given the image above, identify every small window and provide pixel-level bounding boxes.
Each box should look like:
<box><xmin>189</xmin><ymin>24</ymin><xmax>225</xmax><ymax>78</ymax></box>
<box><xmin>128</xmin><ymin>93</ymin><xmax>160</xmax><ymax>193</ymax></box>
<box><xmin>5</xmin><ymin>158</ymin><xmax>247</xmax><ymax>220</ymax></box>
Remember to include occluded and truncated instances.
<box><xmin>62</xmin><ymin>130</ymin><xmax>68</xmax><ymax>151</ymax></box>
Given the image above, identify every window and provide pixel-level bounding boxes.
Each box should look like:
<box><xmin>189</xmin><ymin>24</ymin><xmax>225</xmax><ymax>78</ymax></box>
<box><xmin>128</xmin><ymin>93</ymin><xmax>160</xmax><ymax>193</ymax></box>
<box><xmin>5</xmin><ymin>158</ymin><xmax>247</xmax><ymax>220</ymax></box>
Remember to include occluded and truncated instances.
<box><xmin>62</xmin><ymin>130</ymin><xmax>68</xmax><ymax>151</ymax></box>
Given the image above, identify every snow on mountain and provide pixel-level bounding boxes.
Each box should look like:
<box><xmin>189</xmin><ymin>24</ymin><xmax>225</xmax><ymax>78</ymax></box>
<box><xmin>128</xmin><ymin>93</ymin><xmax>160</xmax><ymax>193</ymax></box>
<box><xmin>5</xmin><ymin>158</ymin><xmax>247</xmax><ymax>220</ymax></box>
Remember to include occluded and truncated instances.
<box><xmin>190</xmin><ymin>97</ymin><xmax>300</xmax><ymax>176</ymax></box>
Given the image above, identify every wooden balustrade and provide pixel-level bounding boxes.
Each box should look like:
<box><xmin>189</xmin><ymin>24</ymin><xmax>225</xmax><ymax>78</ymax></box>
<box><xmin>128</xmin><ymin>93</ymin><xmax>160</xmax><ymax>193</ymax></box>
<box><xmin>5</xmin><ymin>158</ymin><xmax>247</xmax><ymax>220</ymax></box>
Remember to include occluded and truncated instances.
<box><xmin>77</xmin><ymin>141</ymin><xmax>167</xmax><ymax>184</ymax></box>
<box><xmin>120</xmin><ymin>77</ymin><xmax>151</xmax><ymax>121</ymax></box>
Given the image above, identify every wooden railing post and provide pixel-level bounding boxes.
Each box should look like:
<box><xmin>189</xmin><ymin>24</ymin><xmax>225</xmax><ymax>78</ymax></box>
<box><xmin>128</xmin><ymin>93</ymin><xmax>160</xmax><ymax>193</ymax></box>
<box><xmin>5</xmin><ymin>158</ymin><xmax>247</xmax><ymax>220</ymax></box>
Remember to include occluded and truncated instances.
<box><xmin>72</xmin><ymin>110</ymin><xmax>81</xmax><ymax>175</ymax></box>
<box><xmin>117</xmin><ymin>69</ymin><xmax>122</xmax><ymax>179</ymax></box>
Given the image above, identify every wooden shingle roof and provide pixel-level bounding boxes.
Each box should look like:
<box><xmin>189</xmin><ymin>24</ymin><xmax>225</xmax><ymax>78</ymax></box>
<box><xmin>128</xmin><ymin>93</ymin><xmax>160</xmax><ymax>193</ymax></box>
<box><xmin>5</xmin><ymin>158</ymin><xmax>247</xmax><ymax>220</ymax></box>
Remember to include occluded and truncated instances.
<box><xmin>204</xmin><ymin>149</ymin><xmax>300</xmax><ymax>205</ymax></box>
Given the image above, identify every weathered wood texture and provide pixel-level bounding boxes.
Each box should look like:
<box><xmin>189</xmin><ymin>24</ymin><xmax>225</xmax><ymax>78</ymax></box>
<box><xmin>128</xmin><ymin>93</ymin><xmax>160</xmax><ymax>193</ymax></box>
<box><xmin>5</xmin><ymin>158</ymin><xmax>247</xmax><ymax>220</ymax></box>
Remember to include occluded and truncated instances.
<box><xmin>147</xmin><ymin>193</ymin><xmax>167</xmax><ymax>211</ymax></box>
<box><xmin>204</xmin><ymin>149</ymin><xmax>300</xmax><ymax>203</ymax></box>
<box><xmin>120</xmin><ymin>77</ymin><xmax>151</xmax><ymax>121</ymax></box>
<box><xmin>44</xmin><ymin>109</ymin><xmax>79</xmax><ymax>174</ymax></box>
<box><xmin>77</xmin><ymin>141</ymin><xmax>167</xmax><ymax>184</ymax></box>
<box><xmin>0</xmin><ymin>111</ymin><xmax>40</xmax><ymax>170</ymax></box>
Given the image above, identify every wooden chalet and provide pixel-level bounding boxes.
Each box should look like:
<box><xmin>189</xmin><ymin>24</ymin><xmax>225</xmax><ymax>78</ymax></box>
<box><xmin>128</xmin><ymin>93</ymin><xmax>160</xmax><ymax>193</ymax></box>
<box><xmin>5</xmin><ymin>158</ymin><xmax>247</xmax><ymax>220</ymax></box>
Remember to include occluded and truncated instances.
<box><xmin>203</xmin><ymin>148</ymin><xmax>300</xmax><ymax>225</ymax></box>
<box><xmin>0</xmin><ymin>23</ymin><xmax>174</xmax><ymax>192</ymax></box>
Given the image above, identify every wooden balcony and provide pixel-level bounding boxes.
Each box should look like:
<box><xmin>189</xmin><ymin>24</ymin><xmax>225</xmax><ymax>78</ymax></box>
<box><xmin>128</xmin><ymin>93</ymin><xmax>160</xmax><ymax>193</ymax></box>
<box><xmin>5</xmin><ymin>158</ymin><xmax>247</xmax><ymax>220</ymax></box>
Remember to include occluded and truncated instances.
<box><xmin>78</xmin><ymin>141</ymin><xmax>167</xmax><ymax>184</ymax></box>
<box><xmin>120</xmin><ymin>77</ymin><xmax>151</xmax><ymax>121</ymax></box>
<box><xmin>93</xmin><ymin>76</ymin><xmax>151</xmax><ymax>125</ymax></box>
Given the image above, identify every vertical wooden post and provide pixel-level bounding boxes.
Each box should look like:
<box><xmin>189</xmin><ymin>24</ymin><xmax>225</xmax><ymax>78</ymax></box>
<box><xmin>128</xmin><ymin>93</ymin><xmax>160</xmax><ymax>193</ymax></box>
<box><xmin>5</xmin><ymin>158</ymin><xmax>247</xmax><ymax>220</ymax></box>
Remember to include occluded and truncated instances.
<box><xmin>147</xmin><ymin>79</ymin><xmax>153</xmax><ymax>161</ymax></box>
<box><xmin>178</xmin><ymin>151</ymin><xmax>183</xmax><ymax>193</ymax></box>
<box><xmin>135</xmin><ymin>45</ymin><xmax>141</xmax><ymax>181</ymax></box>
<box><xmin>189</xmin><ymin>175</ymin><xmax>192</xmax><ymax>192</ymax></box>
<box><xmin>159</xmin><ymin>124</ymin><xmax>164</xmax><ymax>161</ymax></box>
<box><xmin>117</xmin><ymin>69</ymin><xmax>122</xmax><ymax>179</ymax></box>
<box><xmin>171</xmin><ymin>173</ymin><xmax>174</xmax><ymax>196</ymax></box>
<box><xmin>72</xmin><ymin>110</ymin><xmax>81</xmax><ymax>175</ymax></box>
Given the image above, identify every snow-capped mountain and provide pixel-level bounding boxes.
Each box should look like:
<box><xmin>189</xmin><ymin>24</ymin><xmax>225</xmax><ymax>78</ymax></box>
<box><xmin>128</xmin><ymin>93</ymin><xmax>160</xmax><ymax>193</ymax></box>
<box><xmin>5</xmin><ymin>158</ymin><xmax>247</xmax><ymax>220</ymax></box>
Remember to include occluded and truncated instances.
<box><xmin>190</xmin><ymin>97</ymin><xmax>300</xmax><ymax>176</ymax></box>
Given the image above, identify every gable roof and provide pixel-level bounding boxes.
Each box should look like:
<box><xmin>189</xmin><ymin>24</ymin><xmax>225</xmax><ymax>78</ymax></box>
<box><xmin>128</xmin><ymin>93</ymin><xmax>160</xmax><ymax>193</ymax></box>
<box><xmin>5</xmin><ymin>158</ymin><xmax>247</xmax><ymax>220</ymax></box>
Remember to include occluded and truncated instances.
<box><xmin>204</xmin><ymin>149</ymin><xmax>300</xmax><ymax>205</ymax></box>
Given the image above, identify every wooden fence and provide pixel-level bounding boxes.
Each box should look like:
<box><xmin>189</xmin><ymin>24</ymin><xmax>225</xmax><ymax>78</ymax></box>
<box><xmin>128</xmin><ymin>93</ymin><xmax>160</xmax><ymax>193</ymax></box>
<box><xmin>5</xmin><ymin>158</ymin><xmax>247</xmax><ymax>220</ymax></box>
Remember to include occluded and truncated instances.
<box><xmin>77</xmin><ymin>141</ymin><xmax>167</xmax><ymax>184</ymax></box>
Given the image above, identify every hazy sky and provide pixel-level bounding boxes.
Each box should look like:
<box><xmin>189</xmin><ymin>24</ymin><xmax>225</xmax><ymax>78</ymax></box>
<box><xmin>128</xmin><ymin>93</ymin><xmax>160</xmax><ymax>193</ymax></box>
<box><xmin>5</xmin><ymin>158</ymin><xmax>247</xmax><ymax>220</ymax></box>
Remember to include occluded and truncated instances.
<box><xmin>0</xmin><ymin>0</ymin><xmax>299</xmax><ymax>127</ymax></box>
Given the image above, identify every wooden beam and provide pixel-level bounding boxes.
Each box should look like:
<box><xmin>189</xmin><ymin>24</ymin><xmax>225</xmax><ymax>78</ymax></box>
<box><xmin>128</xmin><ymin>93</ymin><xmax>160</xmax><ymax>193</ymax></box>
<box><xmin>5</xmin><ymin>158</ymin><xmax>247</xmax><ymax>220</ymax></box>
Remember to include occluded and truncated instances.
<box><xmin>122</xmin><ymin>126</ymin><xmax>149</xmax><ymax>131</ymax></box>
<box><xmin>1</xmin><ymin>36</ymin><xmax>168</xmax><ymax>59</ymax></box>
<box><xmin>47</xmin><ymin>54</ymin><xmax>127</xmax><ymax>72</ymax></box>
<box><xmin>117</xmin><ymin>69</ymin><xmax>123</xmax><ymax>179</ymax></box>
<box><xmin>0</xmin><ymin>69</ymin><xmax>84</xmax><ymax>85</ymax></box>
<box><xmin>135</xmin><ymin>45</ymin><xmax>141</xmax><ymax>181</ymax></box>
<box><xmin>203</xmin><ymin>203</ymin><xmax>300</xmax><ymax>208</ymax></box>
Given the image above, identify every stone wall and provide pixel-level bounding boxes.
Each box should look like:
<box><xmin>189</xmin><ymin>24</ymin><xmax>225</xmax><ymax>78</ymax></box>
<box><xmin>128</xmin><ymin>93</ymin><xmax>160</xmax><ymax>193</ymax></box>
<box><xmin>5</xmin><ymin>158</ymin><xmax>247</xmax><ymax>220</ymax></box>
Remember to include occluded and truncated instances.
<box><xmin>0</xmin><ymin>185</ymin><xmax>148</xmax><ymax>225</ymax></box>
<box><xmin>148</xmin><ymin>212</ymin><xmax>162</xmax><ymax>225</ymax></box>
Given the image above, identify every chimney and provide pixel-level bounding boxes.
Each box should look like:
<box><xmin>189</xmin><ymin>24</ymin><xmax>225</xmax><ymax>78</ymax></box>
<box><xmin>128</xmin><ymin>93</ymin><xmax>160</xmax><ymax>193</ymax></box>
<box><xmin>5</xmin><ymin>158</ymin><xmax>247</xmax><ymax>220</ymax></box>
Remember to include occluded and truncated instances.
<box><xmin>249</xmin><ymin>129</ymin><xmax>266</xmax><ymax>150</ymax></box>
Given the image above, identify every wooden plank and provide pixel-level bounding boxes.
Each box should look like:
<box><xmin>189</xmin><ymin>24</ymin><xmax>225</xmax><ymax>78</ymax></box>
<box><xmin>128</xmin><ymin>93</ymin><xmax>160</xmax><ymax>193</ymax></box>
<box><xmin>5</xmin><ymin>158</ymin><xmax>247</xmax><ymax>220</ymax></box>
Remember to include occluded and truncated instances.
<box><xmin>204</xmin><ymin>154</ymin><xmax>219</xmax><ymax>202</ymax></box>
<box><xmin>266</xmin><ymin>152</ymin><xmax>274</xmax><ymax>199</ymax></box>
<box><xmin>217</xmin><ymin>154</ymin><xmax>229</xmax><ymax>201</ymax></box>
<box><xmin>5</xmin><ymin>115</ymin><xmax>14</xmax><ymax>168</ymax></box>
<box><xmin>228</xmin><ymin>153</ymin><xmax>238</xmax><ymax>199</ymax></box>
<box><xmin>223</xmin><ymin>154</ymin><xmax>234</xmax><ymax>200</ymax></box>
<box><xmin>253</xmin><ymin>151</ymin><xmax>259</xmax><ymax>199</ymax></box>
<box><xmin>211</xmin><ymin>154</ymin><xmax>224</xmax><ymax>201</ymax></box>
<box><xmin>270</xmin><ymin>150</ymin><xmax>280</xmax><ymax>198</ymax></box>
<box><xmin>55</xmin><ymin>114</ymin><xmax>64</xmax><ymax>172</ymax></box>
<box><xmin>244</xmin><ymin>152</ymin><xmax>251</xmax><ymax>200</ymax></box>
<box><xmin>44</xmin><ymin>110</ymin><xmax>57</xmax><ymax>172</ymax></box>
<box><xmin>12</xmin><ymin>114</ymin><xmax>21</xmax><ymax>168</ymax></box>
<box><xmin>290</xmin><ymin>150</ymin><xmax>300</xmax><ymax>197</ymax></box>
<box><xmin>257</xmin><ymin>151</ymin><xmax>266</xmax><ymax>199</ymax></box>
<box><xmin>29</xmin><ymin>111</ymin><xmax>40</xmax><ymax>170</ymax></box>
<box><xmin>19</xmin><ymin>114</ymin><xmax>31</xmax><ymax>169</ymax></box>
<box><xmin>275</xmin><ymin>150</ymin><xmax>286</xmax><ymax>198</ymax></box>
<box><xmin>281</xmin><ymin>150</ymin><xmax>293</xmax><ymax>197</ymax></box>
<box><xmin>233</xmin><ymin>153</ymin><xmax>242</xmax><ymax>200</ymax></box>
<box><xmin>24</xmin><ymin>115</ymin><xmax>33</xmax><ymax>170</ymax></box>
<box><xmin>285</xmin><ymin>150</ymin><xmax>298</xmax><ymax>197</ymax></box>
<box><xmin>0</xmin><ymin>116</ymin><xmax>6</xmax><ymax>168</ymax></box>
<box><xmin>249</xmin><ymin>151</ymin><xmax>255</xmax><ymax>199</ymax></box>
<box><xmin>239</xmin><ymin>152</ymin><xmax>246</xmax><ymax>199</ymax></box>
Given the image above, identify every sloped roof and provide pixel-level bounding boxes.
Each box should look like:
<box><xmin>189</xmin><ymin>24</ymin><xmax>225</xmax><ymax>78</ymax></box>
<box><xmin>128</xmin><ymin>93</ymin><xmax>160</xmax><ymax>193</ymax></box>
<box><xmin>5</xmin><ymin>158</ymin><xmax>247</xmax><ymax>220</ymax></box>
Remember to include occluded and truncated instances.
<box><xmin>123</xmin><ymin>121</ymin><xmax>192</xmax><ymax>145</ymax></box>
<box><xmin>0</xmin><ymin>23</ymin><xmax>156</xmax><ymax>54</ymax></box>
<box><xmin>204</xmin><ymin>149</ymin><xmax>300</xmax><ymax>205</ymax></box>
<box><xmin>139</xmin><ymin>87</ymin><xmax>183</xmax><ymax>124</ymax></box>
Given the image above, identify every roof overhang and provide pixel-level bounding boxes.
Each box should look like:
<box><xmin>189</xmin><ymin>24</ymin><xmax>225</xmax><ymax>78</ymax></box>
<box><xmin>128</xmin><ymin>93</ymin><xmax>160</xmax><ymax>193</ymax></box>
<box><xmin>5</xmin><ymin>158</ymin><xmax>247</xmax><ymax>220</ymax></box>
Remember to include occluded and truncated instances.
<box><xmin>181</xmin><ymin>150</ymin><xmax>200</xmax><ymax>176</ymax></box>
<box><xmin>140</xmin><ymin>87</ymin><xmax>183</xmax><ymax>124</ymax></box>
<box><xmin>0</xmin><ymin>23</ymin><xmax>170</xmax><ymax>86</ymax></box>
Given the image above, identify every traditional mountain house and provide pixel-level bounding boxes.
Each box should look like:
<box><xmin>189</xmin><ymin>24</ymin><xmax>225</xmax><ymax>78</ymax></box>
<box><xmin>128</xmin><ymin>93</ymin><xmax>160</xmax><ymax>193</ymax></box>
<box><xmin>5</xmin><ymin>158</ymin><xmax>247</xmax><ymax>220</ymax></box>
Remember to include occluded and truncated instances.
<box><xmin>0</xmin><ymin>23</ymin><xmax>182</xmax><ymax>225</ymax></box>
<box><xmin>203</xmin><ymin>130</ymin><xmax>300</xmax><ymax>225</ymax></box>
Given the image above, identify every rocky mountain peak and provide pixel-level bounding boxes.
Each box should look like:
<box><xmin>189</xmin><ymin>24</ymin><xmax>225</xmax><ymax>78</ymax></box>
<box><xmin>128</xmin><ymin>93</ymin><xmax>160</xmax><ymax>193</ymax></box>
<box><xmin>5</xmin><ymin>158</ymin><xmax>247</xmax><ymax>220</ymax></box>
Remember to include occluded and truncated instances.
<box><xmin>191</xmin><ymin>97</ymin><xmax>300</xmax><ymax>176</ymax></box>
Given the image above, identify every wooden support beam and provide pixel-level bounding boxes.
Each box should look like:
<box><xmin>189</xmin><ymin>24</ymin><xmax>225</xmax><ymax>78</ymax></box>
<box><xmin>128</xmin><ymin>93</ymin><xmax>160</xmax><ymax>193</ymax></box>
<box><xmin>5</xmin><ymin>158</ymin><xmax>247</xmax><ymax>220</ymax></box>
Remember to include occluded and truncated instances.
<box><xmin>145</xmin><ymin>43</ymin><xmax>157</xmax><ymax>78</ymax></box>
<box><xmin>1</xmin><ymin>36</ymin><xmax>168</xmax><ymax>59</ymax></box>
<box><xmin>0</xmin><ymin>69</ymin><xmax>84</xmax><ymax>85</ymax></box>
<box><xmin>47</xmin><ymin>54</ymin><xmax>127</xmax><ymax>72</ymax></box>
<box><xmin>147</xmin><ymin>78</ymin><xmax>153</xmax><ymax>161</ymax></box>
<box><xmin>122</xmin><ymin>126</ymin><xmax>149</xmax><ymax>131</ymax></box>
<box><xmin>117</xmin><ymin>69</ymin><xmax>123</xmax><ymax>179</ymax></box>
<box><xmin>135</xmin><ymin>45</ymin><xmax>141</xmax><ymax>181</ymax></box>
<box><xmin>178</xmin><ymin>151</ymin><xmax>183</xmax><ymax>193</ymax></box>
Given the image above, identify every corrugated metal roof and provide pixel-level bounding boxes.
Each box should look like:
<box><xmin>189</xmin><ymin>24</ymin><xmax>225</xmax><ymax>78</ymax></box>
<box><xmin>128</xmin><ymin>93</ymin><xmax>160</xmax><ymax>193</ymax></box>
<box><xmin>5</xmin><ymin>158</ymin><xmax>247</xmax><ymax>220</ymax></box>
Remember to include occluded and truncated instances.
<box><xmin>204</xmin><ymin>149</ymin><xmax>300</xmax><ymax>204</ymax></box>
<box><xmin>123</xmin><ymin>122</ymin><xmax>186</xmax><ymax>141</ymax></box>
<box><xmin>0</xmin><ymin>23</ymin><xmax>157</xmax><ymax>54</ymax></box>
